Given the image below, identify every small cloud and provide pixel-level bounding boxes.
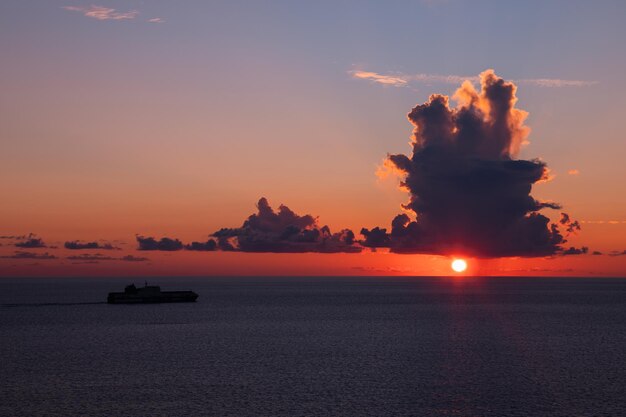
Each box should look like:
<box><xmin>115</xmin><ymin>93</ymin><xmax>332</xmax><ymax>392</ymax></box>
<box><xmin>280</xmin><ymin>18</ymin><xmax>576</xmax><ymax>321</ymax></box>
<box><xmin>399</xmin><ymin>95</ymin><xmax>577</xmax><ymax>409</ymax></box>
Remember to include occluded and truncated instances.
<box><xmin>0</xmin><ymin>235</ymin><xmax>28</xmax><ymax>240</ymax></box>
<box><xmin>120</xmin><ymin>255</ymin><xmax>149</xmax><ymax>262</ymax></box>
<box><xmin>148</xmin><ymin>17</ymin><xmax>165</xmax><ymax>23</ymax></box>
<box><xmin>66</xmin><ymin>253</ymin><xmax>150</xmax><ymax>262</ymax></box>
<box><xmin>349</xmin><ymin>70</ymin><xmax>409</xmax><ymax>87</ymax></box>
<box><xmin>561</xmin><ymin>246</ymin><xmax>589</xmax><ymax>256</ymax></box>
<box><xmin>608</xmin><ymin>250</ymin><xmax>626</xmax><ymax>257</ymax></box>
<box><xmin>1</xmin><ymin>251</ymin><xmax>57</xmax><ymax>260</ymax></box>
<box><xmin>580</xmin><ymin>220</ymin><xmax>626</xmax><ymax>224</ymax></box>
<box><xmin>592</xmin><ymin>251</ymin><xmax>603</xmax><ymax>255</ymax></box>
<box><xmin>64</xmin><ymin>241</ymin><xmax>120</xmax><ymax>250</ymax></box>
<box><xmin>560</xmin><ymin>213</ymin><xmax>581</xmax><ymax>234</ymax></box>
<box><xmin>15</xmin><ymin>235</ymin><xmax>46</xmax><ymax>248</ymax></box>
<box><xmin>568</xmin><ymin>169</ymin><xmax>580</xmax><ymax>175</ymax></box>
<box><xmin>136</xmin><ymin>236</ymin><xmax>184</xmax><ymax>251</ymax></box>
<box><xmin>67</xmin><ymin>253</ymin><xmax>116</xmax><ymax>261</ymax></box>
<box><xmin>63</xmin><ymin>5</ymin><xmax>138</xmax><ymax>21</ymax></box>
<box><xmin>516</xmin><ymin>79</ymin><xmax>598</xmax><ymax>88</ymax></box>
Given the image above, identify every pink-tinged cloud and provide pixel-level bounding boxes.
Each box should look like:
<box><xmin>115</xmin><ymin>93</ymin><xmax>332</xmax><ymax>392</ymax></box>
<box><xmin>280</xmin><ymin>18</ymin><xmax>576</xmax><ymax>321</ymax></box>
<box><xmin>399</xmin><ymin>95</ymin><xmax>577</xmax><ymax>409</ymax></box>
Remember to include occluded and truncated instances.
<box><xmin>63</xmin><ymin>5</ymin><xmax>138</xmax><ymax>21</ymax></box>
<box><xmin>351</xmin><ymin>69</ymin><xmax>597</xmax><ymax>89</ymax></box>
<box><xmin>516</xmin><ymin>79</ymin><xmax>598</xmax><ymax>87</ymax></box>
<box><xmin>349</xmin><ymin>71</ymin><xmax>408</xmax><ymax>87</ymax></box>
<box><xmin>148</xmin><ymin>17</ymin><xmax>165</xmax><ymax>23</ymax></box>
<box><xmin>568</xmin><ymin>169</ymin><xmax>580</xmax><ymax>175</ymax></box>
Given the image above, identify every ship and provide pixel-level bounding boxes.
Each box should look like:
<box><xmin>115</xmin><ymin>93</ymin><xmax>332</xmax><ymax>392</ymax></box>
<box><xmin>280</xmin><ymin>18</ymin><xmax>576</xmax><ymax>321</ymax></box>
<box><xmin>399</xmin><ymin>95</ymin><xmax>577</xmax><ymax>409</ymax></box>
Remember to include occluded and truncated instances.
<box><xmin>107</xmin><ymin>283</ymin><xmax>198</xmax><ymax>304</ymax></box>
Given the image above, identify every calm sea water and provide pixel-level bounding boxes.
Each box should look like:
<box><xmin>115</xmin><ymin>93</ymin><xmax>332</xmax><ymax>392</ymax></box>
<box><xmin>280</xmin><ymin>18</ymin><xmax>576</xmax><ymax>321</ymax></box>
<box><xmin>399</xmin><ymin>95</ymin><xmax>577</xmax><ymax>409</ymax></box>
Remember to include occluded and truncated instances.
<box><xmin>1</xmin><ymin>277</ymin><xmax>625</xmax><ymax>417</ymax></box>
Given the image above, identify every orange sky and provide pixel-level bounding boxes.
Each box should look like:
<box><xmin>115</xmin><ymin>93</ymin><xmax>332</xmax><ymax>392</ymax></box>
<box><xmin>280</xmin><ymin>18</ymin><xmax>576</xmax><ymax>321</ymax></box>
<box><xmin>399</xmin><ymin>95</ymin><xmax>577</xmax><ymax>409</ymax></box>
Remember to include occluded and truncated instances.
<box><xmin>1</xmin><ymin>2</ymin><xmax>625</xmax><ymax>277</ymax></box>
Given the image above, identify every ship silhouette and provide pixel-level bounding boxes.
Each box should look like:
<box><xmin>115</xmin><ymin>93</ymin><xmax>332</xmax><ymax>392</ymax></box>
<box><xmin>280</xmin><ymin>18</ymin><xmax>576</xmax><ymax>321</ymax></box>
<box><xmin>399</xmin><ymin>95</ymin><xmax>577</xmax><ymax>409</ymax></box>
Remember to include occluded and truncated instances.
<box><xmin>107</xmin><ymin>283</ymin><xmax>198</xmax><ymax>304</ymax></box>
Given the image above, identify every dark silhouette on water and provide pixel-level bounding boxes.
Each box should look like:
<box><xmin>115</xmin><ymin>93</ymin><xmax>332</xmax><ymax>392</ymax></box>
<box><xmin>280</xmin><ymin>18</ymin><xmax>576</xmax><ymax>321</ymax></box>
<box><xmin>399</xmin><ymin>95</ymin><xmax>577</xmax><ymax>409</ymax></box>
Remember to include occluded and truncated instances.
<box><xmin>107</xmin><ymin>283</ymin><xmax>198</xmax><ymax>304</ymax></box>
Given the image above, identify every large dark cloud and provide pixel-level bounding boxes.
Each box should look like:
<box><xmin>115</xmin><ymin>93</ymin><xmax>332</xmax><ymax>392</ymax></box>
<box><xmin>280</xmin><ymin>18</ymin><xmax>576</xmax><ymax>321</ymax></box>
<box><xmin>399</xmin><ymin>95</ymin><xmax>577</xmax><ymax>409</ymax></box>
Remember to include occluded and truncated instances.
<box><xmin>362</xmin><ymin>70</ymin><xmax>582</xmax><ymax>257</ymax></box>
<box><xmin>136</xmin><ymin>236</ymin><xmax>184</xmax><ymax>251</ymax></box>
<box><xmin>64</xmin><ymin>241</ymin><xmax>120</xmax><ymax>250</ymax></box>
<box><xmin>212</xmin><ymin>197</ymin><xmax>360</xmax><ymax>253</ymax></box>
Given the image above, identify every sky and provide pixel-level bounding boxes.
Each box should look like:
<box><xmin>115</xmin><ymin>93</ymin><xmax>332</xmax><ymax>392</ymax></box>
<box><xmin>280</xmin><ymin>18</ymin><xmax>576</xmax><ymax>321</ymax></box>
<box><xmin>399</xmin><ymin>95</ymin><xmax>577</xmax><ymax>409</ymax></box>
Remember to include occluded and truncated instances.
<box><xmin>1</xmin><ymin>0</ymin><xmax>625</xmax><ymax>277</ymax></box>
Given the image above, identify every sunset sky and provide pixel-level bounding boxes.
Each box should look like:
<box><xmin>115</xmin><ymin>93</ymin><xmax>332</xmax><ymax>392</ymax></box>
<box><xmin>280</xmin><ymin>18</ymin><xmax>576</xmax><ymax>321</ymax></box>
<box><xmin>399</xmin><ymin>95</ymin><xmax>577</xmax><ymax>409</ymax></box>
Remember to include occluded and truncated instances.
<box><xmin>1</xmin><ymin>0</ymin><xmax>625</xmax><ymax>276</ymax></box>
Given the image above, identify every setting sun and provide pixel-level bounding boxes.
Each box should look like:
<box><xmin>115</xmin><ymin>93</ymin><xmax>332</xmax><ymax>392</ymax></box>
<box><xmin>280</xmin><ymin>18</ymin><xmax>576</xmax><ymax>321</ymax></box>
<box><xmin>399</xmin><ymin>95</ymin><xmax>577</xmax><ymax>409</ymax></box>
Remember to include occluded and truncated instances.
<box><xmin>451</xmin><ymin>259</ymin><xmax>468</xmax><ymax>273</ymax></box>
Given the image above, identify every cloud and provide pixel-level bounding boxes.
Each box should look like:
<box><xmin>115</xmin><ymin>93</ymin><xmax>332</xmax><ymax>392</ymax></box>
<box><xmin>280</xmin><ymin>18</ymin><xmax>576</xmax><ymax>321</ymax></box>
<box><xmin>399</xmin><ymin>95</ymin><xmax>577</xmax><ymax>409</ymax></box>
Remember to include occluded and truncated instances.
<box><xmin>350</xmin><ymin>69</ymin><xmax>597</xmax><ymax>89</ymax></box>
<box><xmin>349</xmin><ymin>71</ymin><xmax>408</xmax><ymax>87</ymax></box>
<box><xmin>66</xmin><ymin>253</ymin><xmax>150</xmax><ymax>262</ymax></box>
<box><xmin>360</xmin><ymin>227</ymin><xmax>391</xmax><ymax>248</ymax></box>
<box><xmin>63</xmin><ymin>5</ymin><xmax>138</xmax><ymax>21</ymax></box>
<box><xmin>1</xmin><ymin>251</ymin><xmax>57</xmax><ymax>260</ymax></box>
<box><xmin>580</xmin><ymin>220</ymin><xmax>626</xmax><ymax>224</ymax></box>
<box><xmin>560</xmin><ymin>213</ymin><xmax>581</xmax><ymax>234</ymax></box>
<box><xmin>361</xmin><ymin>70</ymin><xmax>583</xmax><ymax>258</ymax></box>
<box><xmin>64</xmin><ymin>241</ymin><xmax>120</xmax><ymax>250</ymax></box>
<box><xmin>67</xmin><ymin>253</ymin><xmax>116</xmax><ymax>261</ymax></box>
<box><xmin>608</xmin><ymin>250</ymin><xmax>626</xmax><ymax>257</ymax></box>
<box><xmin>136</xmin><ymin>236</ymin><xmax>184</xmax><ymax>251</ymax></box>
<box><xmin>148</xmin><ymin>17</ymin><xmax>165</xmax><ymax>23</ymax></box>
<box><xmin>215</xmin><ymin>236</ymin><xmax>236</xmax><ymax>251</ymax></box>
<box><xmin>120</xmin><ymin>255</ymin><xmax>149</xmax><ymax>262</ymax></box>
<box><xmin>15</xmin><ymin>235</ymin><xmax>46</xmax><ymax>248</ymax></box>
<box><xmin>185</xmin><ymin>239</ymin><xmax>218</xmax><ymax>251</ymax></box>
<box><xmin>515</xmin><ymin>79</ymin><xmax>598</xmax><ymax>88</ymax></box>
<box><xmin>568</xmin><ymin>169</ymin><xmax>580</xmax><ymax>175</ymax></box>
<box><xmin>561</xmin><ymin>246</ymin><xmax>589</xmax><ymax>256</ymax></box>
<box><xmin>212</xmin><ymin>198</ymin><xmax>361</xmax><ymax>253</ymax></box>
<box><xmin>592</xmin><ymin>251</ymin><xmax>603</xmax><ymax>255</ymax></box>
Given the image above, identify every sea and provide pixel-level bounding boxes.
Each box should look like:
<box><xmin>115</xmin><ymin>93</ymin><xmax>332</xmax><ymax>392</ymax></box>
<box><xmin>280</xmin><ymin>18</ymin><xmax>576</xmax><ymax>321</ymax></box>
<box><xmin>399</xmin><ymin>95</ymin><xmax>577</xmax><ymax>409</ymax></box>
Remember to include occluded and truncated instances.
<box><xmin>1</xmin><ymin>276</ymin><xmax>625</xmax><ymax>417</ymax></box>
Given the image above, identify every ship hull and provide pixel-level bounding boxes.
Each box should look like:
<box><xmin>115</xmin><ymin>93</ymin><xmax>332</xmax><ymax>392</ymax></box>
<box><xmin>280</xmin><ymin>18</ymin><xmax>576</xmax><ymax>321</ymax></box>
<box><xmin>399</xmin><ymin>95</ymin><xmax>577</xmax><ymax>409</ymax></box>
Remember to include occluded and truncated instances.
<box><xmin>107</xmin><ymin>291</ymin><xmax>198</xmax><ymax>304</ymax></box>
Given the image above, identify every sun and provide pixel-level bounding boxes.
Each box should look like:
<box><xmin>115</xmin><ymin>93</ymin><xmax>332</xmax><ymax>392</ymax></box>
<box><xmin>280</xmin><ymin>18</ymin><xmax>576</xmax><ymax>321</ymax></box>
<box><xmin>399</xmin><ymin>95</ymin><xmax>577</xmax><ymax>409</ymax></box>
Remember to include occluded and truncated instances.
<box><xmin>451</xmin><ymin>259</ymin><xmax>468</xmax><ymax>273</ymax></box>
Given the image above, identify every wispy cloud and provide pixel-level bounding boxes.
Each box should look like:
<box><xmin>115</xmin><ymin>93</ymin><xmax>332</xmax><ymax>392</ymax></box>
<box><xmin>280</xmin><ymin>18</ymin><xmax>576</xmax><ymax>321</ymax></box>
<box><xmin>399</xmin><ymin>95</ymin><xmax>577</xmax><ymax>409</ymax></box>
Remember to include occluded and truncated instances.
<box><xmin>516</xmin><ymin>78</ymin><xmax>598</xmax><ymax>87</ymax></box>
<box><xmin>567</xmin><ymin>169</ymin><xmax>580</xmax><ymax>175</ymax></box>
<box><xmin>148</xmin><ymin>17</ymin><xmax>165</xmax><ymax>24</ymax></box>
<box><xmin>67</xmin><ymin>253</ymin><xmax>116</xmax><ymax>261</ymax></box>
<box><xmin>350</xmin><ymin>69</ymin><xmax>597</xmax><ymax>89</ymax></box>
<box><xmin>63</xmin><ymin>5</ymin><xmax>138</xmax><ymax>21</ymax></box>
<box><xmin>120</xmin><ymin>255</ymin><xmax>149</xmax><ymax>262</ymax></box>
<box><xmin>349</xmin><ymin>71</ymin><xmax>409</xmax><ymax>87</ymax></box>
<box><xmin>66</xmin><ymin>253</ymin><xmax>150</xmax><ymax>262</ymax></box>
<box><xmin>1</xmin><ymin>251</ymin><xmax>57</xmax><ymax>260</ymax></box>
<box><xmin>580</xmin><ymin>220</ymin><xmax>626</xmax><ymax>224</ymax></box>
